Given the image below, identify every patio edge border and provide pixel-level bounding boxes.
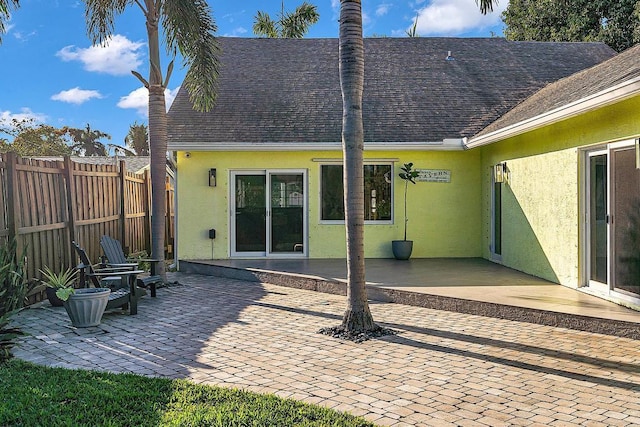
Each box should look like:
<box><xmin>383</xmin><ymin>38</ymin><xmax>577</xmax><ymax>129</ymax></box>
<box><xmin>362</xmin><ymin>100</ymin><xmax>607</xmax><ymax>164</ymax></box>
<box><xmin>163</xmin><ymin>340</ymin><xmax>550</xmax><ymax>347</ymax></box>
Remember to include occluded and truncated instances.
<box><xmin>179</xmin><ymin>261</ymin><xmax>640</xmax><ymax>340</ymax></box>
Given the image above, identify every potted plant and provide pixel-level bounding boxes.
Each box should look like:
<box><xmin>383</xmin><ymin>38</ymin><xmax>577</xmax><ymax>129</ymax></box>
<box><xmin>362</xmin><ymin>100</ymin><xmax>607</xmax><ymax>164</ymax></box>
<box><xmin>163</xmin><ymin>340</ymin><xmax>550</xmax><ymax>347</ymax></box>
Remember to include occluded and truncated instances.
<box><xmin>392</xmin><ymin>162</ymin><xmax>419</xmax><ymax>260</ymax></box>
<box><xmin>40</xmin><ymin>266</ymin><xmax>110</xmax><ymax>327</ymax></box>
<box><xmin>40</xmin><ymin>266</ymin><xmax>77</xmax><ymax>307</ymax></box>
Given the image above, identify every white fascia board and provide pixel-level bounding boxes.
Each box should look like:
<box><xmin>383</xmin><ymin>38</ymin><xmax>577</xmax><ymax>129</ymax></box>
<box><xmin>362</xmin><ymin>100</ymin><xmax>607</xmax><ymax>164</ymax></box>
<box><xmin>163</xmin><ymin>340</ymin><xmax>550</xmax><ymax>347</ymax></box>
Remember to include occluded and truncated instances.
<box><xmin>466</xmin><ymin>76</ymin><xmax>640</xmax><ymax>149</ymax></box>
<box><xmin>168</xmin><ymin>138</ymin><xmax>466</xmax><ymax>152</ymax></box>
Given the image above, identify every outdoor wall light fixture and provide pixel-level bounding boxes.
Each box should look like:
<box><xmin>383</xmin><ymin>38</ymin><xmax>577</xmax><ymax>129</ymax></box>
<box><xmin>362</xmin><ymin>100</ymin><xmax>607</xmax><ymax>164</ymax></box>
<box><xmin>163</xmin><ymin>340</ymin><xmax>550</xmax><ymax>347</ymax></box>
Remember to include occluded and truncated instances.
<box><xmin>494</xmin><ymin>162</ymin><xmax>507</xmax><ymax>183</ymax></box>
<box><xmin>209</xmin><ymin>168</ymin><xmax>217</xmax><ymax>187</ymax></box>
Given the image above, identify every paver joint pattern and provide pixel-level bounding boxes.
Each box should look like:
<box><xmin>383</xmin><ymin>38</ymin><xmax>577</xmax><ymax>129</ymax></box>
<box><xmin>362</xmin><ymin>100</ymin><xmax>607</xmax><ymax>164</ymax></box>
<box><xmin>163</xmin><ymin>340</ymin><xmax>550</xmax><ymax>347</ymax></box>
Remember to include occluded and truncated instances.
<box><xmin>11</xmin><ymin>273</ymin><xmax>640</xmax><ymax>427</ymax></box>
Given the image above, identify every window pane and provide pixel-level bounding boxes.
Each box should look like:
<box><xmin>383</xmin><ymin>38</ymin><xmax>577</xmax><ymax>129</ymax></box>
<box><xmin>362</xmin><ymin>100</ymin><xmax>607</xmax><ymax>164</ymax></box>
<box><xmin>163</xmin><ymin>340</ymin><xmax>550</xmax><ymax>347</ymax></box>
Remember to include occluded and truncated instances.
<box><xmin>271</xmin><ymin>174</ymin><xmax>304</xmax><ymax>253</ymax></box>
<box><xmin>321</xmin><ymin>165</ymin><xmax>344</xmax><ymax>220</ymax></box>
<box><xmin>612</xmin><ymin>148</ymin><xmax>640</xmax><ymax>296</ymax></box>
<box><xmin>364</xmin><ymin>165</ymin><xmax>392</xmax><ymax>220</ymax></box>
<box><xmin>589</xmin><ymin>155</ymin><xmax>607</xmax><ymax>283</ymax></box>
<box><xmin>235</xmin><ymin>175</ymin><xmax>266</xmax><ymax>252</ymax></box>
<box><xmin>321</xmin><ymin>164</ymin><xmax>392</xmax><ymax>222</ymax></box>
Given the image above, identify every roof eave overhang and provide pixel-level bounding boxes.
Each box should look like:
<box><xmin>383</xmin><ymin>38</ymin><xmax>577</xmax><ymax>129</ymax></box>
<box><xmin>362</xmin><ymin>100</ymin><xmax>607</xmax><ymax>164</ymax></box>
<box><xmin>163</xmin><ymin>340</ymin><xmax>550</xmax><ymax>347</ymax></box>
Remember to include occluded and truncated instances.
<box><xmin>168</xmin><ymin>138</ymin><xmax>466</xmax><ymax>152</ymax></box>
<box><xmin>465</xmin><ymin>76</ymin><xmax>640</xmax><ymax>149</ymax></box>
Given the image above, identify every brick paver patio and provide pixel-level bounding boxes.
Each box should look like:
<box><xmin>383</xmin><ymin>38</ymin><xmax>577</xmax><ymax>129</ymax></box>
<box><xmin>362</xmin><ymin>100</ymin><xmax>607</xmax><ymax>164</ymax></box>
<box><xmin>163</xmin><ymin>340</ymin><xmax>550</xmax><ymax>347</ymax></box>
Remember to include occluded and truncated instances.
<box><xmin>11</xmin><ymin>273</ymin><xmax>640</xmax><ymax>426</ymax></box>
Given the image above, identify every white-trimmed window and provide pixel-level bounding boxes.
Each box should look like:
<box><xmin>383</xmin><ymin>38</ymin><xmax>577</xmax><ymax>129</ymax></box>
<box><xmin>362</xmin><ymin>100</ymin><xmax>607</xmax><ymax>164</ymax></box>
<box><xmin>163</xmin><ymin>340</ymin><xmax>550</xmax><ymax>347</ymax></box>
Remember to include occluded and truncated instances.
<box><xmin>320</xmin><ymin>164</ymin><xmax>393</xmax><ymax>222</ymax></box>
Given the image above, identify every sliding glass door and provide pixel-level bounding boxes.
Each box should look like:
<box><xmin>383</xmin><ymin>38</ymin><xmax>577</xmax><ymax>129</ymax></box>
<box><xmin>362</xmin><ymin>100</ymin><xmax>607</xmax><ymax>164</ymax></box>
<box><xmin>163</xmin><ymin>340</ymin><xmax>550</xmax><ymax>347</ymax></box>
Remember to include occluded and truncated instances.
<box><xmin>231</xmin><ymin>170</ymin><xmax>307</xmax><ymax>257</ymax></box>
<box><xmin>611</xmin><ymin>146</ymin><xmax>640</xmax><ymax>296</ymax></box>
<box><xmin>585</xmin><ymin>142</ymin><xmax>640</xmax><ymax>298</ymax></box>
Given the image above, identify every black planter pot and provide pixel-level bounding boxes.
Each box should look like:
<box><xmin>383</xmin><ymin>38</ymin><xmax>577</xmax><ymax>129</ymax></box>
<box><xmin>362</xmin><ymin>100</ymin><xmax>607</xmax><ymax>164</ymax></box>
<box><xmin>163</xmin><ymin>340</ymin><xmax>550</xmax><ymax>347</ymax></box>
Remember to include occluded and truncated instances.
<box><xmin>392</xmin><ymin>240</ymin><xmax>413</xmax><ymax>260</ymax></box>
<box><xmin>45</xmin><ymin>287</ymin><xmax>64</xmax><ymax>307</ymax></box>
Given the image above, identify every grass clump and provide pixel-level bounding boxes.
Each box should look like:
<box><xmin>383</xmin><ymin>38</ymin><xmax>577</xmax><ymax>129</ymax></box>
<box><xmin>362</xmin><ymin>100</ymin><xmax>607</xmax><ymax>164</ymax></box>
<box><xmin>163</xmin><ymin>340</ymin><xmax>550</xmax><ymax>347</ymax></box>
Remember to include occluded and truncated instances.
<box><xmin>0</xmin><ymin>360</ymin><xmax>376</xmax><ymax>426</ymax></box>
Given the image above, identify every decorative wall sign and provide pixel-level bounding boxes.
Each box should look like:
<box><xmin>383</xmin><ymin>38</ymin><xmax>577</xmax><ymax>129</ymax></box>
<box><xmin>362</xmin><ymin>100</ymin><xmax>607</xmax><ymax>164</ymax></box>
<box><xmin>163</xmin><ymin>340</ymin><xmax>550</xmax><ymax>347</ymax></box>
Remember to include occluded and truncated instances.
<box><xmin>415</xmin><ymin>169</ymin><xmax>451</xmax><ymax>183</ymax></box>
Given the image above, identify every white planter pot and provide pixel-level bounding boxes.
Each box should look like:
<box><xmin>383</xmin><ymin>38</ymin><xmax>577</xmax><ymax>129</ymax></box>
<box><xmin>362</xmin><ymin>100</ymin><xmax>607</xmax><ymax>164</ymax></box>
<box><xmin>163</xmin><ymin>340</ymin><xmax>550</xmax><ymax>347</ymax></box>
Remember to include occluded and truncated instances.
<box><xmin>63</xmin><ymin>288</ymin><xmax>110</xmax><ymax>327</ymax></box>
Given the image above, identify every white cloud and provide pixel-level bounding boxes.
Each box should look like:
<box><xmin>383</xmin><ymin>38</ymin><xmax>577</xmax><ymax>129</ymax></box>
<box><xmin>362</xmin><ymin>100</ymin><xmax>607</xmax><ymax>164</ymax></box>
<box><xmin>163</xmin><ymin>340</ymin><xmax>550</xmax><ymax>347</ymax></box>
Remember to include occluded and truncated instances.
<box><xmin>117</xmin><ymin>87</ymin><xmax>148</xmax><ymax>115</ymax></box>
<box><xmin>222</xmin><ymin>27</ymin><xmax>248</xmax><ymax>37</ymax></box>
<box><xmin>362</xmin><ymin>11</ymin><xmax>372</xmax><ymax>26</ymax></box>
<box><xmin>165</xmin><ymin>87</ymin><xmax>179</xmax><ymax>110</ymax></box>
<box><xmin>51</xmin><ymin>87</ymin><xmax>103</xmax><ymax>105</ymax></box>
<box><xmin>376</xmin><ymin>3</ymin><xmax>392</xmax><ymax>17</ymax></box>
<box><xmin>117</xmin><ymin>86</ymin><xmax>180</xmax><ymax>116</ymax></box>
<box><xmin>13</xmin><ymin>30</ymin><xmax>37</xmax><ymax>41</ymax></box>
<box><xmin>0</xmin><ymin>108</ymin><xmax>47</xmax><ymax>128</ymax></box>
<box><xmin>56</xmin><ymin>34</ymin><xmax>145</xmax><ymax>76</ymax></box>
<box><xmin>222</xmin><ymin>10</ymin><xmax>246</xmax><ymax>23</ymax></box>
<box><xmin>414</xmin><ymin>0</ymin><xmax>506</xmax><ymax>35</ymax></box>
<box><xmin>331</xmin><ymin>0</ymin><xmax>340</xmax><ymax>20</ymax></box>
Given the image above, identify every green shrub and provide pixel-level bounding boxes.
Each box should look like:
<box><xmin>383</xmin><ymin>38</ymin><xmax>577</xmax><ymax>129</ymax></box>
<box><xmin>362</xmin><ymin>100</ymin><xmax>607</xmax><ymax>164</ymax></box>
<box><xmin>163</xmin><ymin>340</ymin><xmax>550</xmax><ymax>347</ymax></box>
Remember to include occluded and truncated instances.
<box><xmin>0</xmin><ymin>314</ymin><xmax>22</xmax><ymax>362</ymax></box>
<box><xmin>0</xmin><ymin>238</ymin><xmax>28</xmax><ymax>316</ymax></box>
<box><xmin>0</xmin><ymin>238</ymin><xmax>28</xmax><ymax>362</ymax></box>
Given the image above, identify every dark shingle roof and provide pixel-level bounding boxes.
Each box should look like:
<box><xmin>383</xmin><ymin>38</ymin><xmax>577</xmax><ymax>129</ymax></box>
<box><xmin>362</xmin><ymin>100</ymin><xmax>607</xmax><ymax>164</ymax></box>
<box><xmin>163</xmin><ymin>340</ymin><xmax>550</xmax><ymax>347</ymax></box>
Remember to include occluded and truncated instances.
<box><xmin>167</xmin><ymin>37</ymin><xmax>615</xmax><ymax>148</ymax></box>
<box><xmin>475</xmin><ymin>44</ymin><xmax>640</xmax><ymax>138</ymax></box>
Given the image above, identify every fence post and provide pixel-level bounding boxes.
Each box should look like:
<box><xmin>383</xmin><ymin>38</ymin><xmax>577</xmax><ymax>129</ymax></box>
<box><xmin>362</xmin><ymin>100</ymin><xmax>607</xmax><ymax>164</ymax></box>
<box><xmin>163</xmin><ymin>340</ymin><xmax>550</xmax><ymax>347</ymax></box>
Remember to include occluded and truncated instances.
<box><xmin>63</xmin><ymin>156</ymin><xmax>77</xmax><ymax>261</ymax></box>
<box><xmin>5</xmin><ymin>152</ymin><xmax>20</xmax><ymax>252</ymax></box>
<box><xmin>119</xmin><ymin>160</ymin><xmax>127</xmax><ymax>245</ymax></box>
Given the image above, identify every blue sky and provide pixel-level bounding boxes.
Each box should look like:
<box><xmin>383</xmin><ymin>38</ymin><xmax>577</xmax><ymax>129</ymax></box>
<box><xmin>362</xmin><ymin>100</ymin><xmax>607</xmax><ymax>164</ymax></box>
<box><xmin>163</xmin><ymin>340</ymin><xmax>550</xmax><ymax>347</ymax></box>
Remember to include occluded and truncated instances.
<box><xmin>0</xmin><ymin>0</ymin><xmax>506</xmax><ymax>151</ymax></box>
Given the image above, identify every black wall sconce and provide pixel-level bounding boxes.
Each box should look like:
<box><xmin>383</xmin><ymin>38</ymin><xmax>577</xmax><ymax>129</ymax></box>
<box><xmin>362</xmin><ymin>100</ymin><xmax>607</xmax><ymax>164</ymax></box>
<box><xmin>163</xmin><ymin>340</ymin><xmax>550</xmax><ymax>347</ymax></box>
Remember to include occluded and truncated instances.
<box><xmin>209</xmin><ymin>168</ymin><xmax>217</xmax><ymax>187</ymax></box>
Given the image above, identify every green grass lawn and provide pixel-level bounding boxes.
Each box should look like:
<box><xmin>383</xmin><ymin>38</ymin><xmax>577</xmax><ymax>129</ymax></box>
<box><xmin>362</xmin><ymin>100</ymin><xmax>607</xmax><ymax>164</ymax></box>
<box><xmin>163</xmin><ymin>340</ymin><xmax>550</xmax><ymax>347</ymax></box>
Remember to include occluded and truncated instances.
<box><xmin>0</xmin><ymin>360</ymin><xmax>376</xmax><ymax>426</ymax></box>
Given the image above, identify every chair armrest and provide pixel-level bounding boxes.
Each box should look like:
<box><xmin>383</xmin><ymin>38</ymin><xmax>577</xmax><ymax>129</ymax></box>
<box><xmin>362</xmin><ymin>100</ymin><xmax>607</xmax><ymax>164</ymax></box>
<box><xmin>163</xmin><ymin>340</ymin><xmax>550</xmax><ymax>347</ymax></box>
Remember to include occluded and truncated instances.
<box><xmin>106</xmin><ymin>262</ymin><xmax>139</xmax><ymax>268</ymax></box>
<box><xmin>126</xmin><ymin>258</ymin><xmax>160</xmax><ymax>263</ymax></box>
<box><xmin>89</xmin><ymin>269</ymin><xmax>145</xmax><ymax>278</ymax></box>
<box><xmin>126</xmin><ymin>258</ymin><xmax>161</xmax><ymax>275</ymax></box>
<box><xmin>93</xmin><ymin>268</ymin><xmax>133</xmax><ymax>276</ymax></box>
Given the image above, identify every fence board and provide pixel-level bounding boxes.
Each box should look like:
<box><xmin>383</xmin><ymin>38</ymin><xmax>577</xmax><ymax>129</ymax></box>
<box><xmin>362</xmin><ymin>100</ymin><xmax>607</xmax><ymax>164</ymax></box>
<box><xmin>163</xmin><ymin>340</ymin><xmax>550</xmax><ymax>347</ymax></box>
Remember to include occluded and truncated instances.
<box><xmin>1</xmin><ymin>154</ymin><xmax>174</xmax><ymax>304</ymax></box>
<box><xmin>0</xmin><ymin>157</ymin><xmax>8</xmax><ymax>247</ymax></box>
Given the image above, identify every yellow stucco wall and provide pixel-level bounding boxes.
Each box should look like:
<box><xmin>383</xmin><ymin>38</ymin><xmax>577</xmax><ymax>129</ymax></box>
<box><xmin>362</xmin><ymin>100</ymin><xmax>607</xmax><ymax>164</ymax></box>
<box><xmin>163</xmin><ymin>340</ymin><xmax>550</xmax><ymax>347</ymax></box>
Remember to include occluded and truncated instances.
<box><xmin>175</xmin><ymin>149</ymin><xmax>482</xmax><ymax>260</ymax></box>
<box><xmin>480</xmin><ymin>96</ymin><xmax>640</xmax><ymax>286</ymax></box>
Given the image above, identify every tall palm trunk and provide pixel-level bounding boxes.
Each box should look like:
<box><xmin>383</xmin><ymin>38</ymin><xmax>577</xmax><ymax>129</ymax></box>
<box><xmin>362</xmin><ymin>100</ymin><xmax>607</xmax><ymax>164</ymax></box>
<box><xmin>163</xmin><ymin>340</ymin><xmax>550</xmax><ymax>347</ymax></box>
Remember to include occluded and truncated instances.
<box><xmin>145</xmin><ymin>0</ymin><xmax>167</xmax><ymax>280</ymax></box>
<box><xmin>84</xmin><ymin>0</ymin><xmax>220</xmax><ymax>283</ymax></box>
<box><xmin>339</xmin><ymin>0</ymin><xmax>375</xmax><ymax>332</ymax></box>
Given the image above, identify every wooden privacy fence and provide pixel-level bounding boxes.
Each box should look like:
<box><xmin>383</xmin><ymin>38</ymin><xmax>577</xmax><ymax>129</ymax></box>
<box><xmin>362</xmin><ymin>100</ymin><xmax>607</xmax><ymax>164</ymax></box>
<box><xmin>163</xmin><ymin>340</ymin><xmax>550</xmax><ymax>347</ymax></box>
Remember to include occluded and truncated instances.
<box><xmin>0</xmin><ymin>152</ymin><xmax>174</xmax><ymax>303</ymax></box>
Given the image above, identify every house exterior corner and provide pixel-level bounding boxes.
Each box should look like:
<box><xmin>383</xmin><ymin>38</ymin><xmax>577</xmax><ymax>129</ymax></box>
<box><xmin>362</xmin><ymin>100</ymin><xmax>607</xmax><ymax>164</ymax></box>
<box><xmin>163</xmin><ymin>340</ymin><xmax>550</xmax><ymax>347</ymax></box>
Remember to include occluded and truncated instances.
<box><xmin>479</xmin><ymin>95</ymin><xmax>640</xmax><ymax>290</ymax></box>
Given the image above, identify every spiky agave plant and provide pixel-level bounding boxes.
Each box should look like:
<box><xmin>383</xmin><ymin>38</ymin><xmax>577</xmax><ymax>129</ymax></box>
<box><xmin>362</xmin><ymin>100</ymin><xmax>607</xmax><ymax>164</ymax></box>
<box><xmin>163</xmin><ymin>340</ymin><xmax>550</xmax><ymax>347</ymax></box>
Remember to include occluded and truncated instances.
<box><xmin>40</xmin><ymin>266</ymin><xmax>78</xmax><ymax>301</ymax></box>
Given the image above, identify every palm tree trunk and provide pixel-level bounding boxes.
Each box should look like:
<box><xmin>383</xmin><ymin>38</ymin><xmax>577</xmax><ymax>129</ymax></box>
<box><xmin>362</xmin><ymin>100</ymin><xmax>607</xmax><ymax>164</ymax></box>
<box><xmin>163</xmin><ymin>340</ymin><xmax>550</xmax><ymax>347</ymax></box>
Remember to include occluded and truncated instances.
<box><xmin>146</xmin><ymin>1</ymin><xmax>167</xmax><ymax>281</ymax></box>
<box><xmin>339</xmin><ymin>0</ymin><xmax>375</xmax><ymax>332</ymax></box>
<box><xmin>148</xmin><ymin>85</ymin><xmax>167</xmax><ymax>280</ymax></box>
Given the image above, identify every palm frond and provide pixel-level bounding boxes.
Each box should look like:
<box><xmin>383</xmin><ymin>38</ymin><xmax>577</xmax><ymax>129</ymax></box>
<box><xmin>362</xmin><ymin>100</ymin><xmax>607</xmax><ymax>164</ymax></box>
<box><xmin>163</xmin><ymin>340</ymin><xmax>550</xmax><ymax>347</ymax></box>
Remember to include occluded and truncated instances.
<box><xmin>84</xmin><ymin>0</ymin><xmax>129</xmax><ymax>46</ymax></box>
<box><xmin>253</xmin><ymin>11</ymin><xmax>278</xmax><ymax>38</ymax></box>
<box><xmin>0</xmin><ymin>0</ymin><xmax>20</xmax><ymax>45</ymax></box>
<box><xmin>294</xmin><ymin>2</ymin><xmax>320</xmax><ymax>25</ymax></box>
<box><xmin>162</xmin><ymin>0</ymin><xmax>220</xmax><ymax>112</ymax></box>
<box><xmin>476</xmin><ymin>0</ymin><xmax>498</xmax><ymax>14</ymax></box>
<box><xmin>281</xmin><ymin>2</ymin><xmax>319</xmax><ymax>38</ymax></box>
